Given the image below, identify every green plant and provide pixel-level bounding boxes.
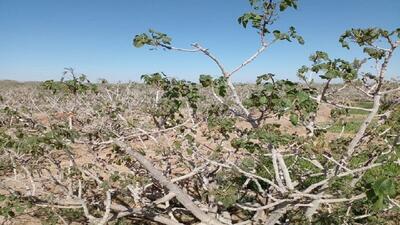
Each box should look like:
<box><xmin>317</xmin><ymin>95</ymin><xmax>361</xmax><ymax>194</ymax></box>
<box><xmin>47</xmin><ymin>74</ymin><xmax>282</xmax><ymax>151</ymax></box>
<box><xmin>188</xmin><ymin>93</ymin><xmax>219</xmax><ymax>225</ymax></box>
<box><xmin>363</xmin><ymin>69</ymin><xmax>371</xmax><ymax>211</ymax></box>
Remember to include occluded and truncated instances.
<box><xmin>42</xmin><ymin>67</ymin><xmax>98</xmax><ymax>95</ymax></box>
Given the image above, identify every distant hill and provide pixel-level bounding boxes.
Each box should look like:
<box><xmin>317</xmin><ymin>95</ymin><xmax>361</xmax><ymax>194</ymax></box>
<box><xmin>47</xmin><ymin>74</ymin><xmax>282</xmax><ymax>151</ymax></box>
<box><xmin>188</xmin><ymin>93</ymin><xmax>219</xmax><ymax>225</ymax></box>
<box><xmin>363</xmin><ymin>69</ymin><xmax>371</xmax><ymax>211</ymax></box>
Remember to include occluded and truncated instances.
<box><xmin>0</xmin><ymin>80</ymin><xmax>41</xmax><ymax>89</ymax></box>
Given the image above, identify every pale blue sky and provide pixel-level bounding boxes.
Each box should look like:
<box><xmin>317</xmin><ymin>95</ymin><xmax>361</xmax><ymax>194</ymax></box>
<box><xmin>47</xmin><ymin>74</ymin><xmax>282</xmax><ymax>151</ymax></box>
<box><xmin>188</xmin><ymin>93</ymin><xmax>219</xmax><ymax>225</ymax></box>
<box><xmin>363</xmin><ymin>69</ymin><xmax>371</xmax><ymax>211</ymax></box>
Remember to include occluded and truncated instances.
<box><xmin>0</xmin><ymin>0</ymin><xmax>399</xmax><ymax>82</ymax></box>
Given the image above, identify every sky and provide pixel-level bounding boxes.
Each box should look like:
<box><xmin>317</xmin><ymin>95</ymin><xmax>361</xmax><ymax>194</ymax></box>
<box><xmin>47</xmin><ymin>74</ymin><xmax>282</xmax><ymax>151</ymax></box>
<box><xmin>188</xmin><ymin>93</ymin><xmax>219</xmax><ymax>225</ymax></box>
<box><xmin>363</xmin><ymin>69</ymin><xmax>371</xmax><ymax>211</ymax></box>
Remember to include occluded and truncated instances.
<box><xmin>0</xmin><ymin>0</ymin><xmax>399</xmax><ymax>83</ymax></box>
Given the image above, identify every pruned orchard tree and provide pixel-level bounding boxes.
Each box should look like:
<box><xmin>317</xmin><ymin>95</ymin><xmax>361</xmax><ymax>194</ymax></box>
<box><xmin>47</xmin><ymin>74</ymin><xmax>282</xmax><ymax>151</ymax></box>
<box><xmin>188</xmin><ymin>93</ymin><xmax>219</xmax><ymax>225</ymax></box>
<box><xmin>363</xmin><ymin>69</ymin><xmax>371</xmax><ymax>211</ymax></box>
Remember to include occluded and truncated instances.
<box><xmin>0</xmin><ymin>0</ymin><xmax>399</xmax><ymax>225</ymax></box>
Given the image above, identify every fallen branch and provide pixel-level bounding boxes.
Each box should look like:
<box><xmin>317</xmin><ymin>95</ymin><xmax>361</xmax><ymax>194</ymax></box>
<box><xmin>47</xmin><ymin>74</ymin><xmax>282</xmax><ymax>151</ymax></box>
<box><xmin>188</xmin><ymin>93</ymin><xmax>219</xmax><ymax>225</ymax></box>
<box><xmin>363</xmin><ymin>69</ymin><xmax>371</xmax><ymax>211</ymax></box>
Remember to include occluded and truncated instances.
<box><xmin>115</xmin><ymin>140</ymin><xmax>224</xmax><ymax>225</ymax></box>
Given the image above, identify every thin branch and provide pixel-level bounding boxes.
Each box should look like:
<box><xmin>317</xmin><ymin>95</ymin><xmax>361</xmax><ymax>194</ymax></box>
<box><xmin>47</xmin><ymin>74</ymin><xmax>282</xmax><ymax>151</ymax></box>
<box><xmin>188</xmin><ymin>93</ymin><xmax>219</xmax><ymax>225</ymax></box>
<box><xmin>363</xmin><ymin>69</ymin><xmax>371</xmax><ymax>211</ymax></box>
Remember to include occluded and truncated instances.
<box><xmin>98</xmin><ymin>189</ymin><xmax>114</xmax><ymax>225</ymax></box>
<box><xmin>319</xmin><ymin>193</ymin><xmax>366</xmax><ymax>203</ymax></box>
<box><xmin>191</xmin><ymin>43</ymin><xmax>228</xmax><ymax>76</ymax></box>
<box><xmin>237</xmin><ymin>199</ymin><xmax>288</xmax><ymax>211</ymax></box>
<box><xmin>228</xmin><ymin>43</ymin><xmax>269</xmax><ymax>78</ymax></box>
<box><xmin>380</xmin><ymin>86</ymin><xmax>400</xmax><ymax>94</ymax></box>
<box><xmin>323</xmin><ymin>100</ymin><xmax>373</xmax><ymax>112</ymax></box>
<box><xmin>158</xmin><ymin>43</ymin><xmax>201</xmax><ymax>52</ymax></box>
<box><xmin>276</xmin><ymin>152</ymin><xmax>294</xmax><ymax>190</ymax></box>
<box><xmin>388</xmin><ymin>196</ymin><xmax>400</xmax><ymax>208</ymax></box>
<box><xmin>272</xmin><ymin>149</ymin><xmax>286</xmax><ymax>191</ymax></box>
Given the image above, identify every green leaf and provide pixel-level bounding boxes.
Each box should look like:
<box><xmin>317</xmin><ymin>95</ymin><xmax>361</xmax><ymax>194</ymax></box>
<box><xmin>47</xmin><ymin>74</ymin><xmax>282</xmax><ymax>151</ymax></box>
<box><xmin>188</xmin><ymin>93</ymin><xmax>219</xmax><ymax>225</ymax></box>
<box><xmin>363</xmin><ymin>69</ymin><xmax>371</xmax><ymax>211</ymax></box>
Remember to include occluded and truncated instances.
<box><xmin>279</xmin><ymin>0</ymin><xmax>298</xmax><ymax>11</ymax></box>
<box><xmin>199</xmin><ymin>74</ymin><xmax>213</xmax><ymax>87</ymax></box>
<box><xmin>133</xmin><ymin>30</ymin><xmax>172</xmax><ymax>49</ymax></box>
<box><xmin>363</xmin><ymin>47</ymin><xmax>385</xmax><ymax>60</ymax></box>
<box><xmin>372</xmin><ymin>178</ymin><xmax>395</xmax><ymax>196</ymax></box>
<box><xmin>273</xmin><ymin>30</ymin><xmax>282</xmax><ymax>39</ymax></box>
<box><xmin>256</xmin><ymin>73</ymin><xmax>275</xmax><ymax>85</ymax></box>
<box><xmin>259</xmin><ymin>96</ymin><xmax>268</xmax><ymax>104</ymax></box>
<box><xmin>296</xmin><ymin>36</ymin><xmax>305</xmax><ymax>45</ymax></box>
<box><xmin>133</xmin><ymin>33</ymin><xmax>150</xmax><ymax>48</ymax></box>
<box><xmin>279</xmin><ymin>1</ymin><xmax>288</xmax><ymax>11</ymax></box>
<box><xmin>14</xmin><ymin>205</ymin><xmax>24</xmax><ymax>214</ymax></box>
<box><xmin>289</xmin><ymin>113</ymin><xmax>298</xmax><ymax>125</ymax></box>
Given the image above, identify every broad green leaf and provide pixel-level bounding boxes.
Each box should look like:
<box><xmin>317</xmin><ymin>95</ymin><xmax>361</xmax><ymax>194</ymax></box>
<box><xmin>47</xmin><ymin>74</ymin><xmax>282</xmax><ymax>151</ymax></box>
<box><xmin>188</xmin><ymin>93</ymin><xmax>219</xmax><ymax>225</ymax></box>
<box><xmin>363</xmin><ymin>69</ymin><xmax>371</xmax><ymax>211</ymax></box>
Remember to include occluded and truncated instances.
<box><xmin>289</xmin><ymin>113</ymin><xmax>298</xmax><ymax>125</ymax></box>
<box><xmin>259</xmin><ymin>96</ymin><xmax>268</xmax><ymax>104</ymax></box>
<box><xmin>372</xmin><ymin>178</ymin><xmax>395</xmax><ymax>196</ymax></box>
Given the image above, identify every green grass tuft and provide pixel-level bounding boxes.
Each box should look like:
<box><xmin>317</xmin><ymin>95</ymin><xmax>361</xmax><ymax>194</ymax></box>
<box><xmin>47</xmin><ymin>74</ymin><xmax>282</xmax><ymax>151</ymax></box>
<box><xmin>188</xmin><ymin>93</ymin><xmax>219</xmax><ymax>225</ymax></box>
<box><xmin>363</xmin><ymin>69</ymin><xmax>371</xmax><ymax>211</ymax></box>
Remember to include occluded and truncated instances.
<box><xmin>348</xmin><ymin>101</ymin><xmax>373</xmax><ymax>115</ymax></box>
<box><xmin>328</xmin><ymin>120</ymin><xmax>363</xmax><ymax>134</ymax></box>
